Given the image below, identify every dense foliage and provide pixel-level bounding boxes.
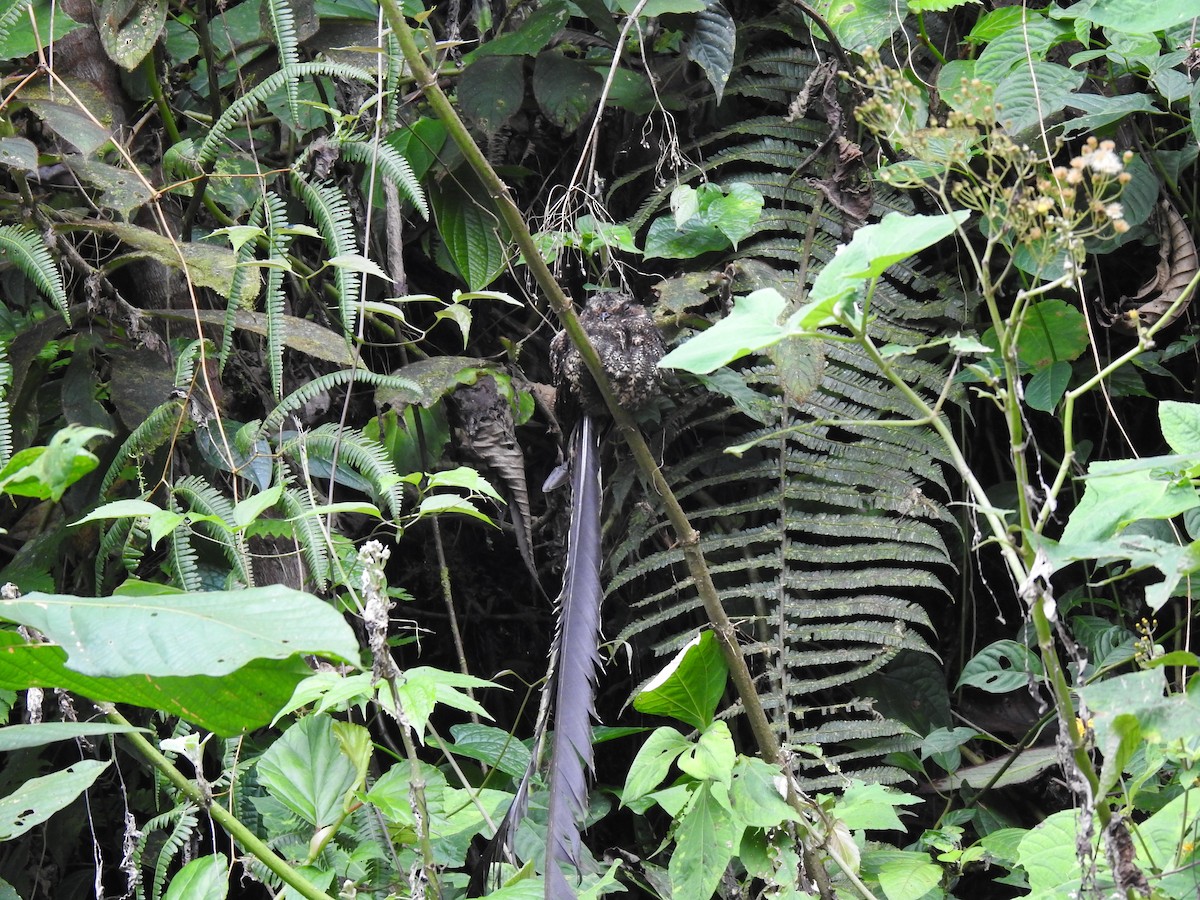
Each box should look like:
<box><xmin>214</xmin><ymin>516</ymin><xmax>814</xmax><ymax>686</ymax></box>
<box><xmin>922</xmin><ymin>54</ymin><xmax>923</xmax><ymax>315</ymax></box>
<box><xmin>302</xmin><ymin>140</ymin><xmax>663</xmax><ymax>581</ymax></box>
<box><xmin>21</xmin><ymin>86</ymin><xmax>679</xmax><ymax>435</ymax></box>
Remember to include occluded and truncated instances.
<box><xmin>0</xmin><ymin>0</ymin><xmax>1198</xmax><ymax>898</ymax></box>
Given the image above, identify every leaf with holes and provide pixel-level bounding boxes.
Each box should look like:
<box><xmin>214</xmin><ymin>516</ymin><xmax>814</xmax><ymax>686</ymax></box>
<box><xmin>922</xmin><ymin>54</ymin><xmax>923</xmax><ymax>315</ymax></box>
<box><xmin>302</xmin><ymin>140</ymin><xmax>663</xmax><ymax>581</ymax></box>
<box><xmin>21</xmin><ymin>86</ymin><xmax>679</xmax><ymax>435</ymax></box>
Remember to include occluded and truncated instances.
<box><xmin>97</xmin><ymin>0</ymin><xmax>168</xmax><ymax>70</ymax></box>
<box><xmin>957</xmin><ymin>640</ymin><xmax>1045</xmax><ymax>693</ymax></box>
<box><xmin>0</xmin><ymin>760</ymin><xmax>109</xmax><ymax>840</ymax></box>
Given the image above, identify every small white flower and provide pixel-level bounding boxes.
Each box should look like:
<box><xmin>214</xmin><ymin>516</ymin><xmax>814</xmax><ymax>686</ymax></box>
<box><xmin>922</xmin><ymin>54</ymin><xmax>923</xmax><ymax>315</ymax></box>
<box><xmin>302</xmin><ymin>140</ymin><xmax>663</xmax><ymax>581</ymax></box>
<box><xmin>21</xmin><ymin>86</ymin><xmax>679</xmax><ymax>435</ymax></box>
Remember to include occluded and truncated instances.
<box><xmin>1105</xmin><ymin>202</ymin><xmax>1124</xmax><ymax>220</ymax></box>
<box><xmin>1086</xmin><ymin>148</ymin><xmax>1123</xmax><ymax>175</ymax></box>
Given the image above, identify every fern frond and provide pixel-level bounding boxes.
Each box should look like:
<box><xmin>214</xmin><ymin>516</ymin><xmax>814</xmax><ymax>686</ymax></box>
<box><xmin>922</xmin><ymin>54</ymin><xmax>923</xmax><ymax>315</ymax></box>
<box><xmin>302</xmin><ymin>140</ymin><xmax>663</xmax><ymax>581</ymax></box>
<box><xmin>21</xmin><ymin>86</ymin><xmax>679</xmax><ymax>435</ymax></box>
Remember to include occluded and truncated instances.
<box><xmin>0</xmin><ymin>344</ymin><xmax>12</xmax><ymax>467</ymax></box>
<box><xmin>0</xmin><ymin>2</ymin><xmax>30</xmax><ymax>49</ymax></box>
<box><xmin>0</xmin><ymin>224</ymin><xmax>68</xmax><ymax>323</ymax></box>
<box><xmin>278</xmin><ymin>481</ymin><xmax>332</xmax><ymax>590</ymax></box>
<box><xmin>221</xmin><ymin>200</ymin><xmax>265</xmax><ymax>372</ymax></box>
<box><xmin>337</xmin><ymin>135</ymin><xmax>429</xmax><ymax>219</ymax></box>
<box><xmin>172</xmin><ymin>474</ymin><xmax>254</xmax><ymax>588</ymax></box>
<box><xmin>289</xmin><ymin>174</ymin><xmax>361</xmax><ymax>334</ymax></box>
<box><xmin>279</xmin><ymin>424</ymin><xmax>403</xmax><ymax>519</ymax></box>
<box><xmin>263</xmin><ymin>191</ymin><xmax>292</xmax><ymax>399</ymax></box>
<box><xmin>197</xmin><ymin>62</ymin><xmax>375</xmax><ymax>166</ymax></box>
<box><xmin>259</xmin><ymin>369</ymin><xmax>420</xmax><ymax>435</ymax></box>
<box><xmin>99</xmin><ymin>399</ymin><xmax>189</xmax><ymax>498</ymax></box>
<box><xmin>263</xmin><ymin>0</ymin><xmax>301</xmax><ymax>123</ymax></box>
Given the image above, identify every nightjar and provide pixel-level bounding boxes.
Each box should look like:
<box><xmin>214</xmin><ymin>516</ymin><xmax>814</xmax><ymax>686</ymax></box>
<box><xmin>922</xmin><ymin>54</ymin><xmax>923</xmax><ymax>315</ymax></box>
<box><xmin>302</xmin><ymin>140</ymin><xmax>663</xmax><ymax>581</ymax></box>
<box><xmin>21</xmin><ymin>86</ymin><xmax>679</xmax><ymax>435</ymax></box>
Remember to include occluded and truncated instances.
<box><xmin>549</xmin><ymin>292</ymin><xmax>666</xmax><ymax>417</ymax></box>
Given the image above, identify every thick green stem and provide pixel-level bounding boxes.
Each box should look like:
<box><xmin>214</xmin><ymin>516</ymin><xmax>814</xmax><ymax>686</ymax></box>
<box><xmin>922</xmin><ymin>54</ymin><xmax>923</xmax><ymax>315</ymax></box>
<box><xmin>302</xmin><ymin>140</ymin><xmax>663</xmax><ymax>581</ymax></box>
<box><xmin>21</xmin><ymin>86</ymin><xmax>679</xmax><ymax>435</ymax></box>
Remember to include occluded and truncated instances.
<box><xmin>101</xmin><ymin>705</ymin><xmax>338</xmax><ymax>900</ymax></box>
<box><xmin>379</xmin><ymin>4</ymin><xmax>838</xmax><ymax>895</ymax></box>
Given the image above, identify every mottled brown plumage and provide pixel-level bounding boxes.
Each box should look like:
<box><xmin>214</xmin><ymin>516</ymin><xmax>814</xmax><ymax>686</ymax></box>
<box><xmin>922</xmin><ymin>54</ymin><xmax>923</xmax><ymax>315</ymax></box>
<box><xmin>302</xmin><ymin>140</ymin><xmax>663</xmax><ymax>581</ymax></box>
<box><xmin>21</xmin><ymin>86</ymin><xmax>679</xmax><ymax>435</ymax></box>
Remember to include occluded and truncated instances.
<box><xmin>549</xmin><ymin>292</ymin><xmax>665</xmax><ymax>417</ymax></box>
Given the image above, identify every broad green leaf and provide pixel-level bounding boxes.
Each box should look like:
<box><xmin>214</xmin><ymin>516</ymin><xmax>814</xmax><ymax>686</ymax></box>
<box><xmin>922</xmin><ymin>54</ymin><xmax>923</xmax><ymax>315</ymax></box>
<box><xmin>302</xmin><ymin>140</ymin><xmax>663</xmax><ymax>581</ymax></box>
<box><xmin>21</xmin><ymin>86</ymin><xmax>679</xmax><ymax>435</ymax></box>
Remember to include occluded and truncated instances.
<box><xmin>533</xmin><ymin>50</ymin><xmax>603</xmax><ymax>132</ymax></box>
<box><xmin>0</xmin><ymin>722</ymin><xmax>148</xmax><ymax>751</ymax></box>
<box><xmin>0</xmin><ymin>424</ymin><xmax>109</xmax><ymax>501</ymax></box>
<box><xmin>1060</xmin><ymin>459</ymin><xmax>1200</xmax><ymax>544</ymax></box>
<box><xmin>934</xmin><ymin>746</ymin><xmax>1059</xmax><ymax>790</ymax></box>
<box><xmin>669</xmin><ymin>784</ymin><xmax>742</xmax><ymax>900</ymax></box>
<box><xmin>459</xmin><ymin>56</ymin><xmax>525</xmax><ymax>134</ymax></box>
<box><xmin>657</xmin><ymin>289</ymin><xmax>788</xmax><ymax>374</ymax></box>
<box><xmin>232</xmin><ymin>482</ymin><xmax>283</xmax><ymax>529</ymax></box>
<box><xmin>431</xmin><ymin>175</ymin><xmax>509</xmax><ymax>291</ymax></box>
<box><xmin>447</xmin><ymin>723</ymin><xmax>532</xmax><ymax>778</ymax></box>
<box><xmin>956</xmin><ymin>640</ymin><xmax>1044</xmax><ymax>692</ymax></box>
<box><xmin>143</xmin><ymin>308</ymin><xmax>356</xmax><ymax>367</ymax></box>
<box><xmin>426</xmin><ymin>466</ymin><xmax>503</xmax><ymax>501</ymax></box>
<box><xmin>1016</xmin><ymin>809</ymin><xmax>1083</xmax><ymax>894</ymax></box>
<box><xmin>622</xmin><ymin>727</ymin><xmax>692</xmax><ymax>809</ymax></box>
<box><xmin>815</xmin><ymin>0</ymin><xmax>903</xmax><ymax>52</ymax></box>
<box><xmin>728</xmin><ymin>757</ymin><xmax>801</xmax><ymax>828</ymax></box>
<box><xmin>465</xmin><ymin>1</ymin><xmax>568</xmax><ymax>59</ymax></box>
<box><xmin>830</xmin><ymin>781</ymin><xmax>920</xmax><ymax>832</ymax></box>
<box><xmin>678</xmin><ymin>720</ymin><xmax>734</xmax><ymax>785</ymax></box>
<box><xmin>967</xmin><ymin>7</ymin><xmax>1032</xmax><ymax>44</ymax></box>
<box><xmin>97</xmin><ymin>0</ymin><xmax>167</xmax><ymax>70</ymax></box>
<box><xmin>257</xmin><ymin>716</ymin><xmax>358</xmax><ymax>827</ymax></box>
<box><xmin>83</xmin><ymin>221</ymin><xmax>261</xmax><ymax>303</ymax></box>
<box><xmin>810</xmin><ymin>210</ymin><xmax>971</xmax><ymax>305</ymax></box>
<box><xmin>387</xmin><ymin>118</ymin><xmax>447</xmax><ymax>182</ymax></box>
<box><xmin>0</xmin><ymin>631</ymin><xmax>308</xmax><ymax>735</ymax></box>
<box><xmin>702</xmin><ymin>183</ymin><xmax>764</xmax><ymax>247</ymax></box>
<box><xmin>1006</xmin><ymin>299</ymin><xmax>1089</xmax><ymax>368</ymax></box>
<box><xmin>1039</xmin><ymin>530</ymin><xmax>1200</xmax><ymax>612</ymax></box>
<box><xmin>643</xmin><ymin>215</ymin><xmax>731</xmax><ymax>260</ymax></box>
<box><xmin>866</xmin><ymin>850</ymin><xmax>943</xmax><ymax>900</ymax></box>
<box><xmin>0</xmin><ymin>760</ymin><xmax>109</xmax><ymax>840</ymax></box>
<box><xmin>0</xmin><ymin>586</ymin><xmax>360</xmax><ymax>678</ymax></box>
<box><xmin>616</xmin><ymin>0</ymin><xmax>706</xmax><ymax>14</ymax></box>
<box><xmin>1159</xmin><ymin>400</ymin><xmax>1200</xmax><ymax>455</ymax></box>
<box><xmin>1025</xmin><ymin>360</ymin><xmax>1072</xmax><ymax>412</ymax></box>
<box><xmin>688</xmin><ymin>1</ymin><xmax>735</xmax><ymax>104</ymax></box>
<box><xmin>66</xmin><ymin>159</ymin><xmax>154</xmax><ymax>219</ymax></box>
<box><xmin>390</xmin><ymin>666</ymin><xmax>496</xmax><ymax>735</ymax></box>
<box><xmin>973</xmin><ymin>16</ymin><xmax>1070</xmax><ymax>85</ymax></box>
<box><xmin>0</xmin><ymin>3</ymin><xmax>86</xmax><ymax>59</ymax></box>
<box><xmin>1071</xmin><ymin>0</ymin><xmax>1200</xmax><ymax>32</ymax></box>
<box><xmin>0</xmin><ymin>137</ymin><xmax>37</xmax><ymax>172</ymax></box>
<box><xmin>992</xmin><ymin>62</ymin><xmax>1084</xmax><ymax>134</ymax></box>
<box><xmin>162</xmin><ymin>853</ymin><xmax>228</xmax><ymax>900</ymax></box>
<box><xmin>633</xmin><ymin>631</ymin><xmax>728</xmax><ymax>729</ymax></box>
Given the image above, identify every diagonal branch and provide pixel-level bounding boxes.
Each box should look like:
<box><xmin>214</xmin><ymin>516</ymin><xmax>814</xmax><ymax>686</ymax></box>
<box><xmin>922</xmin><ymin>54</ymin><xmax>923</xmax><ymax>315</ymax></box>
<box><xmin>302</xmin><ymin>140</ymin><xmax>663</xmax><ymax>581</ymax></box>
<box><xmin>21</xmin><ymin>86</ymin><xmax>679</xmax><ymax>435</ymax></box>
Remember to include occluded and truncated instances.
<box><xmin>378</xmin><ymin>4</ymin><xmax>836</xmax><ymax>897</ymax></box>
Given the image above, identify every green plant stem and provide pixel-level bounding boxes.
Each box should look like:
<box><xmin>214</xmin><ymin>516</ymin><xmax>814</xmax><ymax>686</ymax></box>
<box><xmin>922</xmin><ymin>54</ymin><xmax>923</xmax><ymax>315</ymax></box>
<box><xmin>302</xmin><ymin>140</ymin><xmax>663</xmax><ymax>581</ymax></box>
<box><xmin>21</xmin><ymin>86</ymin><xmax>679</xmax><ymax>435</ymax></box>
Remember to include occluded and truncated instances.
<box><xmin>101</xmin><ymin>705</ymin><xmax>338</xmax><ymax>900</ymax></box>
<box><xmin>379</xmin><ymin>4</ymin><xmax>839</xmax><ymax>896</ymax></box>
<box><xmin>915</xmin><ymin>13</ymin><xmax>948</xmax><ymax>65</ymax></box>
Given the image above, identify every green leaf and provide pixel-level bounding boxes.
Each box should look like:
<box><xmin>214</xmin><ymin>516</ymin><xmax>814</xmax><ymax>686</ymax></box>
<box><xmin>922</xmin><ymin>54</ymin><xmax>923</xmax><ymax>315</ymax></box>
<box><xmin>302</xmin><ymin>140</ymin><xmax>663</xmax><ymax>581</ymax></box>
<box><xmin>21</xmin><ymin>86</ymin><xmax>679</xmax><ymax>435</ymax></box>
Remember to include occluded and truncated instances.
<box><xmin>973</xmin><ymin>15</ymin><xmax>1069</xmax><ymax>84</ymax></box>
<box><xmin>1159</xmin><ymin>400</ymin><xmax>1200</xmax><ymax>455</ymax></box>
<box><xmin>678</xmin><ymin>720</ymin><xmax>735</xmax><ymax>785</ymax></box>
<box><xmin>830</xmin><ymin>781</ymin><xmax>920</xmax><ymax>832</ymax></box>
<box><xmin>809</xmin><ymin>210</ymin><xmax>971</xmax><ymax>305</ymax></box>
<box><xmin>0</xmin><ymin>586</ymin><xmax>360</xmax><ymax>678</ymax></box>
<box><xmin>622</xmin><ymin>726</ymin><xmax>692</xmax><ymax>809</ymax></box>
<box><xmin>459</xmin><ymin>56</ymin><xmax>525</xmax><ymax>133</ymax></box>
<box><xmin>687</xmin><ymin>2</ymin><xmax>735</xmax><ymax>104</ymax></box>
<box><xmin>633</xmin><ymin>631</ymin><xmax>729</xmax><ymax>729</ymax></box>
<box><xmin>447</xmin><ymin>723</ymin><xmax>532</xmax><ymax>778</ymax></box>
<box><xmin>728</xmin><ymin>757</ymin><xmax>801</xmax><ymax>828</ymax></box>
<box><xmin>657</xmin><ymin>289</ymin><xmax>789</xmax><ymax>374</ymax></box>
<box><xmin>0</xmin><ymin>425</ymin><xmax>109</xmax><ymax>501</ymax></box>
<box><xmin>97</xmin><ymin>0</ymin><xmax>167</xmax><ymax>70</ymax></box>
<box><xmin>0</xmin><ymin>760</ymin><xmax>109</xmax><ymax>840</ymax></box>
<box><xmin>866</xmin><ymin>849</ymin><xmax>943</xmax><ymax>900</ymax></box>
<box><xmin>1025</xmin><ymin>360</ymin><xmax>1072</xmax><ymax>413</ymax></box>
<box><xmin>1015</xmin><ymin>300</ymin><xmax>1088</xmax><ymax>368</ymax></box>
<box><xmin>0</xmin><ymin>722</ymin><xmax>149</xmax><ymax>751</ymax></box>
<box><xmin>465</xmin><ymin>1</ymin><xmax>568</xmax><ymax>59</ymax></box>
<box><xmin>616</xmin><ymin>0</ymin><xmax>706</xmax><ymax>14</ymax></box>
<box><xmin>84</xmin><ymin>221</ymin><xmax>261</xmax><ymax>304</ymax></box>
<box><xmin>431</xmin><ymin>174</ymin><xmax>509</xmax><ymax>291</ymax></box>
<box><xmin>816</xmin><ymin>0</ymin><xmax>904</xmax><ymax>52</ymax></box>
<box><xmin>1060</xmin><ymin>459</ymin><xmax>1200</xmax><ymax>544</ymax></box>
<box><xmin>992</xmin><ymin>62</ymin><xmax>1085</xmax><ymax>134</ymax></box>
<box><xmin>533</xmin><ymin>50</ymin><xmax>603</xmax><ymax>131</ymax></box>
<box><xmin>669</xmin><ymin>783</ymin><xmax>742</xmax><ymax>900</ymax></box>
<box><xmin>1016</xmin><ymin>809</ymin><xmax>1081</xmax><ymax>894</ymax></box>
<box><xmin>0</xmin><ymin>631</ymin><xmax>308</xmax><ymax>735</ymax></box>
<box><xmin>956</xmin><ymin>640</ymin><xmax>1044</xmax><ymax>693</ymax></box>
<box><xmin>257</xmin><ymin>716</ymin><xmax>358</xmax><ymax>827</ymax></box>
<box><xmin>162</xmin><ymin>853</ymin><xmax>228</xmax><ymax>900</ymax></box>
<box><xmin>1071</xmin><ymin>0</ymin><xmax>1200</xmax><ymax>32</ymax></box>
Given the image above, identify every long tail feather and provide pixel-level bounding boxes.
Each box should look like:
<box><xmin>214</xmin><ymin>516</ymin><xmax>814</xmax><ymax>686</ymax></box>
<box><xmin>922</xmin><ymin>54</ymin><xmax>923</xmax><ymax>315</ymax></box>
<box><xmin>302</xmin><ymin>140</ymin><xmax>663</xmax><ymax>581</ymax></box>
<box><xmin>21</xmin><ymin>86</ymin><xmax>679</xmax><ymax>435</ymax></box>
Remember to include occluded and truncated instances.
<box><xmin>467</xmin><ymin>416</ymin><xmax>603</xmax><ymax>898</ymax></box>
<box><xmin>544</xmin><ymin>415</ymin><xmax>603</xmax><ymax>898</ymax></box>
